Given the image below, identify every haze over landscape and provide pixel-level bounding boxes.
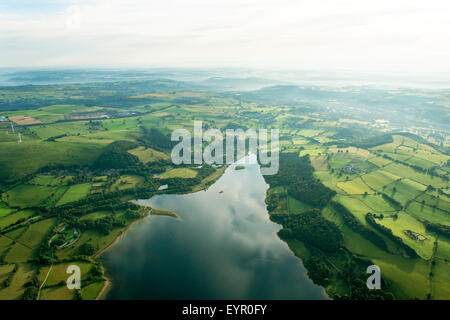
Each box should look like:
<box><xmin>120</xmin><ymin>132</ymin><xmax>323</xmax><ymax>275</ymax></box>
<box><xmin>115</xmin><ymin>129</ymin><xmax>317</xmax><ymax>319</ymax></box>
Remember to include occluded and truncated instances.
<box><xmin>1</xmin><ymin>0</ymin><xmax>450</xmax><ymax>74</ymax></box>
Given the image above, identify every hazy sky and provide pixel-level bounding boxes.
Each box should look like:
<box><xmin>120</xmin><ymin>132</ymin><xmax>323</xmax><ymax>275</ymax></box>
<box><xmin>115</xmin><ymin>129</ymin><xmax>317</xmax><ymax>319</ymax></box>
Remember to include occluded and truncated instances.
<box><xmin>1</xmin><ymin>0</ymin><xmax>450</xmax><ymax>73</ymax></box>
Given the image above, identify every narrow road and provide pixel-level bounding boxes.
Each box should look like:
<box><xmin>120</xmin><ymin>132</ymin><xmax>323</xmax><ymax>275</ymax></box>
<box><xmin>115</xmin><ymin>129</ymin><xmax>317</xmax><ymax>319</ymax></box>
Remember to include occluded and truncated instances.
<box><xmin>37</xmin><ymin>251</ymin><xmax>54</xmax><ymax>300</ymax></box>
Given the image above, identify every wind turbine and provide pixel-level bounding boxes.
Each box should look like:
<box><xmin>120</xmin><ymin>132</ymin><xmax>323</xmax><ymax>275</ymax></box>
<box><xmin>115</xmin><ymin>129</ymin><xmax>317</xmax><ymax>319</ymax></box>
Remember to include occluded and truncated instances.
<box><xmin>18</xmin><ymin>132</ymin><xmax>22</xmax><ymax>143</ymax></box>
<box><xmin>10</xmin><ymin>122</ymin><xmax>15</xmax><ymax>133</ymax></box>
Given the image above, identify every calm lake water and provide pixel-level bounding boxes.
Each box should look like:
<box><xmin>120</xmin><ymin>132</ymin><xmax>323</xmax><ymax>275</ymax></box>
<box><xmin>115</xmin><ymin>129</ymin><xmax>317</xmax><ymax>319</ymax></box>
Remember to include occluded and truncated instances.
<box><xmin>99</xmin><ymin>155</ymin><xmax>327</xmax><ymax>299</ymax></box>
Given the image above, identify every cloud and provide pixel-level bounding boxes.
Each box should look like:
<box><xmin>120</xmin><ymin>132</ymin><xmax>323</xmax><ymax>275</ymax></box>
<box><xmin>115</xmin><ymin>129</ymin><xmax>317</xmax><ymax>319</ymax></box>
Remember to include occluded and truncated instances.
<box><xmin>0</xmin><ymin>0</ymin><xmax>449</xmax><ymax>72</ymax></box>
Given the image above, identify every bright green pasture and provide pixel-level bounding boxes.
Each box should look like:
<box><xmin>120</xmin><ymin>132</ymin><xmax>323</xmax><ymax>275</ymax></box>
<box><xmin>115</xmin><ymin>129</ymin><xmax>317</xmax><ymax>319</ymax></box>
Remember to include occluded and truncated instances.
<box><xmin>3</xmin><ymin>184</ymin><xmax>57</xmax><ymax>208</ymax></box>
<box><xmin>357</xmin><ymin>194</ymin><xmax>397</xmax><ymax>212</ymax></box>
<box><xmin>0</xmin><ymin>210</ymin><xmax>34</xmax><ymax>229</ymax></box>
<box><xmin>56</xmin><ymin>183</ymin><xmax>91</xmax><ymax>206</ymax></box>
<box><xmin>322</xmin><ymin>205</ymin><xmax>431</xmax><ymax>299</ymax></box>
<box><xmin>415</xmin><ymin>193</ymin><xmax>450</xmax><ymax>213</ymax></box>
<box><xmin>383</xmin><ymin>179</ymin><xmax>426</xmax><ymax>206</ymax></box>
<box><xmin>406</xmin><ymin>201</ymin><xmax>450</xmax><ymax>226</ymax></box>
<box><xmin>337</xmin><ymin>177</ymin><xmax>374</xmax><ymax>195</ymax></box>
<box><xmin>362</xmin><ymin>170</ymin><xmax>400</xmax><ymax>190</ymax></box>
<box><xmin>30</xmin><ymin>122</ymin><xmax>91</xmax><ymax>140</ymax></box>
<box><xmin>328</xmin><ymin>157</ymin><xmax>352</xmax><ymax>169</ymax></box>
<box><xmin>333</xmin><ymin>194</ymin><xmax>372</xmax><ymax>224</ymax></box>
<box><xmin>368</xmin><ymin>156</ymin><xmax>392</xmax><ymax>167</ymax></box>
<box><xmin>128</xmin><ymin>146</ymin><xmax>169</xmax><ymax>164</ymax></box>
<box><xmin>378</xmin><ymin>212</ymin><xmax>435</xmax><ymax>260</ymax></box>
<box><xmin>160</xmin><ymin>168</ymin><xmax>198</xmax><ymax>179</ymax></box>
<box><xmin>384</xmin><ymin>163</ymin><xmax>447</xmax><ymax>188</ymax></box>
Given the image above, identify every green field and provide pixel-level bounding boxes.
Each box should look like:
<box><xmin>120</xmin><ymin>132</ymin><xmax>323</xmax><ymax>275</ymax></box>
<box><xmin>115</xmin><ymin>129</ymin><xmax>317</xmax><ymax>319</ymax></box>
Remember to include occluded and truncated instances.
<box><xmin>368</xmin><ymin>156</ymin><xmax>392</xmax><ymax>167</ymax></box>
<box><xmin>4</xmin><ymin>243</ymin><xmax>33</xmax><ymax>263</ymax></box>
<box><xmin>337</xmin><ymin>177</ymin><xmax>374</xmax><ymax>195</ymax></box>
<box><xmin>128</xmin><ymin>146</ymin><xmax>170</xmax><ymax>164</ymax></box>
<box><xmin>358</xmin><ymin>194</ymin><xmax>397</xmax><ymax>212</ymax></box>
<box><xmin>29</xmin><ymin>175</ymin><xmax>69</xmax><ymax>187</ymax></box>
<box><xmin>56</xmin><ymin>183</ymin><xmax>91</xmax><ymax>206</ymax></box>
<box><xmin>0</xmin><ymin>264</ymin><xmax>35</xmax><ymax>300</ymax></box>
<box><xmin>288</xmin><ymin>196</ymin><xmax>311</xmax><ymax>214</ymax></box>
<box><xmin>383</xmin><ymin>179</ymin><xmax>427</xmax><ymax>206</ymax></box>
<box><xmin>0</xmin><ymin>236</ymin><xmax>14</xmax><ymax>256</ymax></box>
<box><xmin>415</xmin><ymin>192</ymin><xmax>450</xmax><ymax>213</ymax></box>
<box><xmin>81</xmin><ymin>281</ymin><xmax>105</xmax><ymax>300</ymax></box>
<box><xmin>361</xmin><ymin>170</ymin><xmax>400</xmax><ymax>190</ymax></box>
<box><xmin>159</xmin><ymin>168</ymin><xmax>198</xmax><ymax>179</ymax></box>
<box><xmin>322</xmin><ymin>206</ymin><xmax>431</xmax><ymax>299</ymax></box>
<box><xmin>40</xmin><ymin>285</ymin><xmax>75</xmax><ymax>300</ymax></box>
<box><xmin>17</xmin><ymin>218</ymin><xmax>55</xmax><ymax>248</ymax></box>
<box><xmin>57</xmin><ymin>227</ymin><xmax>126</xmax><ymax>260</ymax></box>
<box><xmin>0</xmin><ymin>141</ymin><xmax>102</xmax><ymax>181</ymax></box>
<box><xmin>431</xmin><ymin>260</ymin><xmax>450</xmax><ymax>299</ymax></box>
<box><xmin>378</xmin><ymin>212</ymin><xmax>435</xmax><ymax>260</ymax></box>
<box><xmin>384</xmin><ymin>163</ymin><xmax>447</xmax><ymax>188</ymax></box>
<box><xmin>38</xmin><ymin>262</ymin><xmax>93</xmax><ymax>288</ymax></box>
<box><xmin>406</xmin><ymin>201</ymin><xmax>450</xmax><ymax>226</ymax></box>
<box><xmin>333</xmin><ymin>195</ymin><xmax>372</xmax><ymax>224</ymax></box>
<box><xmin>3</xmin><ymin>184</ymin><xmax>57</xmax><ymax>208</ymax></box>
<box><xmin>328</xmin><ymin>158</ymin><xmax>352</xmax><ymax>169</ymax></box>
<box><xmin>110</xmin><ymin>176</ymin><xmax>144</xmax><ymax>191</ymax></box>
<box><xmin>0</xmin><ymin>202</ymin><xmax>15</xmax><ymax>218</ymax></box>
<box><xmin>0</xmin><ymin>210</ymin><xmax>34</xmax><ymax>229</ymax></box>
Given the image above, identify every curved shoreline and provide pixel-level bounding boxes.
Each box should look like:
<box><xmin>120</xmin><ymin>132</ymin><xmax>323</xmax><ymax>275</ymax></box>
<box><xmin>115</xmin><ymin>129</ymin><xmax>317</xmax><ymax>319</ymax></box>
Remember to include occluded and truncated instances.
<box><xmin>94</xmin><ymin>210</ymin><xmax>150</xmax><ymax>300</ymax></box>
<box><xmin>96</xmin><ymin>279</ymin><xmax>110</xmax><ymax>300</ymax></box>
<box><xmin>94</xmin><ymin>167</ymin><xmax>228</xmax><ymax>300</ymax></box>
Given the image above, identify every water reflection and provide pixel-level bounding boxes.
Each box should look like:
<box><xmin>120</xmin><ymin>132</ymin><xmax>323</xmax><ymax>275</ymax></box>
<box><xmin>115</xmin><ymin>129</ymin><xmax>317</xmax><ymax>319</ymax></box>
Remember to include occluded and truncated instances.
<box><xmin>99</xmin><ymin>155</ymin><xmax>327</xmax><ymax>299</ymax></box>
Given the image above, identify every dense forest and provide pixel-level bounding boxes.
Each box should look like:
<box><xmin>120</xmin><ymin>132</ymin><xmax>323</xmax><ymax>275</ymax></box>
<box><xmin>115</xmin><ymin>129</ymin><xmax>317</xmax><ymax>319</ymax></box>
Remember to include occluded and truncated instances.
<box><xmin>271</xmin><ymin>210</ymin><xmax>343</xmax><ymax>253</ymax></box>
<box><xmin>264</xmin><ymin>153</ymin><xmax>336</xmax><ymax>207</ymax></box>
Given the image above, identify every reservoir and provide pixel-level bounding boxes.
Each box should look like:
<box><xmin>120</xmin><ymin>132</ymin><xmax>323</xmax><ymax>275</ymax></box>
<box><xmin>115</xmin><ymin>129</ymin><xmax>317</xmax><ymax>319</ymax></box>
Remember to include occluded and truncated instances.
<box><xmin>99</xmin><ymin>155</ymin><xmax>327</xmax><ymax>299</ymax></box>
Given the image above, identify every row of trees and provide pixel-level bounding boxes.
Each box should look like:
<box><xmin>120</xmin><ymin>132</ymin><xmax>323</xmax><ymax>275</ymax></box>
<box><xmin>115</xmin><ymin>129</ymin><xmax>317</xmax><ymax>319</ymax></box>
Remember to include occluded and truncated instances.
<box><xmin>380</xmin><ymin>193</ymin><xmax>402</xmax><ymax>210</ymax></box>
<box><xmin>423</xmin><ymin>221</ymin><xmax>450</xmax><ymax>237</ymax></box>
<box><xmin>365</xmin><ymin>213</ymin><xmax>418</xmax><ymax>258</ymax></box>
<box><xmin>330</xmin><ymin>201</ymin><xmax>388</xmax><ymax>251</ymax></box>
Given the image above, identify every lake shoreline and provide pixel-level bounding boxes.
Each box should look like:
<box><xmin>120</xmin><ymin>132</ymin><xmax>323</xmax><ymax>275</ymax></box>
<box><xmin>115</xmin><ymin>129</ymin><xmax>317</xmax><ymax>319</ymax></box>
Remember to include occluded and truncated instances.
<box><xmin>94</xmin><ymin>166</ymin><xmax>228</xmax><ymax>300</ymax></box>
<box><xmin>94</xmin><ymin>208</ymin><xmax>152</xmax><ymax>300</ymax></box>
<box><xmin>96</xmin><ymin>279</ymin><xmax>110</xmax><ymax>300</ymax></box>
